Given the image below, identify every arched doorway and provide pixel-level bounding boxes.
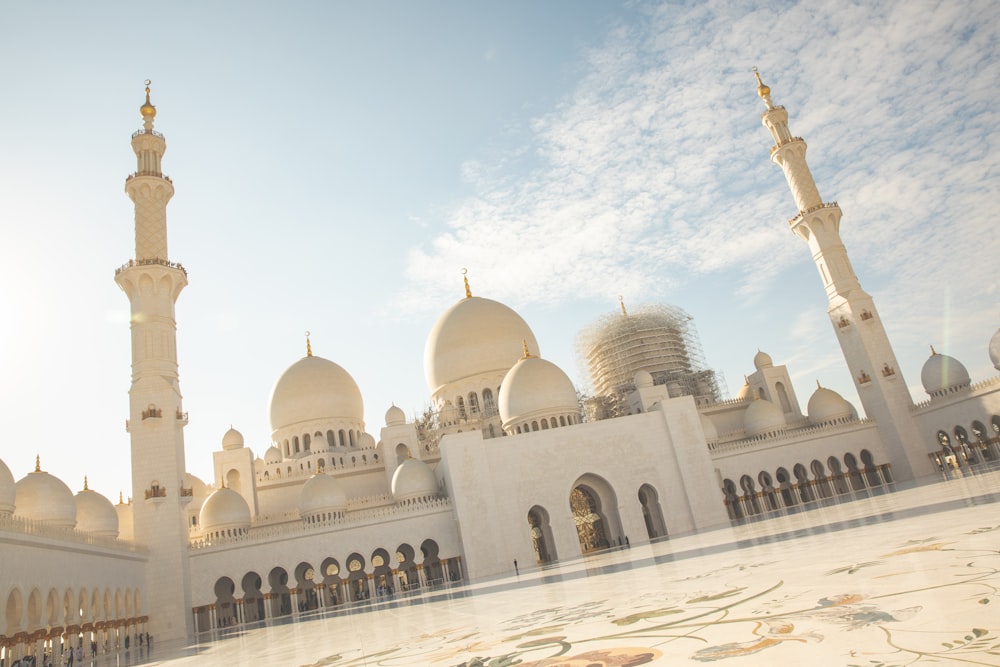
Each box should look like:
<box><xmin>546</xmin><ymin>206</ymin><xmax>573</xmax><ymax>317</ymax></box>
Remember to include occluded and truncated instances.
<box><xmin>241</xmin><ymin>572</ymin><xmax>264</xmax><ymax>623</ymax></box>
<box><xmin>420</xmin><ymin>540</ymin><xmax>444</xmax><ymax>585</ymax></box>
<box><xmin>637</xmin><ymin>484</ymin><xmax>667</xmax><ymax>539</ymax></box>
<box><xmin>267</xmin><ymin>568</ymin><xmax>291</xmax><ymax>617</ymax></box>
<box><xmin>213</xmin><ymin>577</ymin><xmax>236</xmax><ymax>628</ymax></box>
<box><xmin>294</xmin><ymin>562</ymin><xmax>318</xmax><ymax>612</ymax></box>
<box><xmin>569</xmin><ymin>475</ymin><xmax>621</xmax><ymax>553</ymax></box>
<box><xmin>395</xmin><ymin>544</ymin><xmax>419</xmax><ymax>591</ymax></box>
<box><xmin>346</xmin><ymin>554</ymin><xmax>369</xmax><ymax>601</ymax></box>
<box><xmin>319</xmin><ymin>558</ymin><xmax>343</xmax><ymax>607</ymax></box>
<box><xmin>371</xmin><ymin>549</ymin><xmax>393</xmax><ymax>597</ymax></box>
<box><xmin>527</xmin><ymin>506</ymin><xmax>557</xmax><ymax>564</ymax></box>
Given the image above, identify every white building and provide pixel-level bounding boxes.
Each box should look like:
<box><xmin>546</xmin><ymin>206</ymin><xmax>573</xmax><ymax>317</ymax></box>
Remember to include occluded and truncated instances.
<box><xmin>2</xmin><ymin>74</ymin><xmax>1000</xmax><ymax>663</ymax></box>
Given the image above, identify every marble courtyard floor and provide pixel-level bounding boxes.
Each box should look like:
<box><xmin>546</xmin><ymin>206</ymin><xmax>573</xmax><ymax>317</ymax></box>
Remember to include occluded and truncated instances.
<box><xmin>137</xmin><ymin>469</ymin><xmax>1000</xmax><ymax>666</ymax></box>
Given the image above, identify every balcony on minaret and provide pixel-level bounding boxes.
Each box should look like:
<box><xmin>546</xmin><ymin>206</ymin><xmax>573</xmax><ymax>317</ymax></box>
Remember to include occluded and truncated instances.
<box><xmin>836</xmin><ymin>316</ymin><xmax>851</xmax><ymax>329</ymax></box>
<box><xmin>144</xmin><ymin>482</ymin><xmax>167</xmax><ymax>506</ymax></box>
<box><xmin>788</xmin><ymin>201</ymin><xmax>840</xmax><ymax>227</ymax></box>
<box><xmin>176</xmin><ymin>408</ymin><xmax>189</xmax><ymax>425</ymax></box>
<box><xmin>858</xmin><ymin>371</ymin><xmax>872</xmax><ymax>385</ymax></box>
<box><xmin>769</xmin><ymin>135</ymin><xmax>804</xmax><ymax>155</ymax></box>
<box><xmin>881</xmin><ymin>364</ymin><xmax>896</xmax><ymax>378</ymax></box>
<box><xmin>115</xmin><ymin>258</ymin><xmax>187</xmax><ymax>277</ymax></box>
<box><xmin>860</xmin><ymin>310</ymin><xmax>874</xmax><ymax>321</ymax></box>
<box><xmin>179</xmin><ymin>486</ymin><xmax>194</xmax><ymax>504</ymax></box>
<box><xmin>142</xmin><ymin>405</ymin><xmax>163</xmax><ymax>420</ymax></box>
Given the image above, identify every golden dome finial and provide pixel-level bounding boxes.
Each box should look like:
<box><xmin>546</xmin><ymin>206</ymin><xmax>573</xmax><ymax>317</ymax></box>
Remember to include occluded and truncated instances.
<box><xmin>816</xmin><ymin>379</ymin><xmax>822</xmax><ymax>389</ymax></box>
<box><xmin>305</xmin><ymin>331</ymin><xmax>312</xmax><ymax>357</ymax></box>
<box><xmin>83</xmin><ymin>476</ymin><xmax>89</xmax><ymax>491</ymax></box>
<box><xmin>462</xmin><ymin>268</ymin><xmax>472</xmax><ymax>299</ymax></box>
<box><xmin>140</xmin><ymin>79</ymin><xmax>157</xmax><ymax>128</ymax></box>
<box><xmin>619</xmin><ymin>295</ymin><xmax>627</xmax><ymax>317</ymax></box>
<box><xmin>753</xmin><ymin>67</ymin><xmax>775</xmax><ymax>110</ymax></box>
<box><xmin>521</xmin><ymin>339</ymin><xmax>534</xmax><ymax>359</ymax></box>
<box><xmin>35</xmin><ymin>455</ymin><xmax>41</xmax><ymax>472</ymax></box>
<box><xmin>930</xmin><ymin>344</ymin><xmax>937</xmax><ymax>356</ymax></box>
<box><xmin>119</xmin><ymin>491</ymin><xmax>124</xmax><ymax>504</ymax></box>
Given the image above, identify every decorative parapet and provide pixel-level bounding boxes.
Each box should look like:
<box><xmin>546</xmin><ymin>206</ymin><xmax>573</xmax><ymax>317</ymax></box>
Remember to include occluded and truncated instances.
<box><xmin>912</xmin><ymin>374</ymin><xmax>1000</xmax><ymax>410</ymax></box>
<box><xmin>115</xmin><ymin>257</ymin><xmax>187</xmax><ymax>277</ymax></box>
<box><xmin>788</xmin><ymin>201</ymin><xmax>839</xmax><ymax>227</ymax></box>
<box><xmin>189</xmin><ymin>496</ymin><xmax>454</xmax><ymax>551</ymax></box>
<box><xmin>769</xmin><ymin>134</ymin><xmax>803</xmax><ymax>154</ymax></box>
<box><xmin>860</xmin><ymin>309</ymin><xmax>874</xmax><ymax>321</ymax></box>
<box><xmin>131</xmin><ymin>129</ymin><xmax>164</xmax><ymax>139</ymax></box>
<box><xmin>256</xmin><ymin>455</ymin><xmax>386</xmax><ymax>485</ymax></box>
<box><xmin>703</xmin><ymin>396</ymin><xmax>752</xmax><ymax>409</ymax></box>
<box><xmin>708</xmin><ymin>417</ymin><xmax>875</xmax><ymax>455</ymax></box>
<box><xmin>0</xmin><ymin>514</ymin><xmax>146</xmax><ymax>554</ymax></box>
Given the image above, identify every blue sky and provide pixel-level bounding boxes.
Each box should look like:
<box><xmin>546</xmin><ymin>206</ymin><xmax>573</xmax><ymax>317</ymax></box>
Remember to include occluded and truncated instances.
<box><xmin>1</xmin><ymin>1</ymin><xmax>998</xmax><ymax>502</ymax></box>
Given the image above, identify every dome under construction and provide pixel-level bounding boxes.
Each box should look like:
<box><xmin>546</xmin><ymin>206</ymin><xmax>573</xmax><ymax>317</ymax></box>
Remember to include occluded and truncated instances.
<box><xmin>576</xmin><ymin>302</ymin><xmax>720</xmax><ymax>406</ymax></box>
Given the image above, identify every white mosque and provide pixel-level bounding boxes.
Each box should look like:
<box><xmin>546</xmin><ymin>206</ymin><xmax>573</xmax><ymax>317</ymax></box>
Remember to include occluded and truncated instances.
<box><xmin>3</xmin><ymin>73</ymin><xmax>1000</xmax><ymax>663</ymax></box>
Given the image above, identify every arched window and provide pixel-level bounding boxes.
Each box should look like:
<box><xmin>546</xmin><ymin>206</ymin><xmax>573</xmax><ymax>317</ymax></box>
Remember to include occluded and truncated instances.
<box><xmin>468</xmin><ymin>392</ymin><xmax>480</xmax><ymax>416</ymax></box>
<box><xmin>339</xmin><ymin>430</ymin><xmax>346</xmax><ymax>447</ymax></box>
<box><xmin>303</xmin><ymin>433</ymin><xmax>311</xmax><ymax>451</ymax></box>
<box><xmin>457</xmin><ymin>396</ymin><xmax>467</xmax><ymax>419</ymax></box>
<box><xmin>482</xmin><ymin>388</ymin><xmax>496</xmax><ymax>416</ymax></box>
<box><xmin>293</xmin><ymin>436</ymin><xmax>300</xmax><ymax>454</ymax></box>
<box><xmin>349</xmin><ymin>430</ymin><xmax>356</xmax><ymax>447</ymax></box>
<box><xmin>775</xmin><ymin>382</ymin><xmax>792</xmax><ymax>412</ymax></box>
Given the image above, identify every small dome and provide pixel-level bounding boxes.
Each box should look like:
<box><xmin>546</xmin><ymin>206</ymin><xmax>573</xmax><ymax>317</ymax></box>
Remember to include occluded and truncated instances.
<box><xmin>184</xmin><ymin>472</ymin><xmax>210</xmax><ymax>499</ymax></box>
<box><xmin>199</xmin><ymin>488</ymin><xmax>251</xmax><ymax>536</ymax></box>
<box><xmin>753</xmin><ymin>350</ymin><xmax>773</xmax><ymax>370</ymax></box>
<box><xmin>385</xmin><ymin>404</ymin><xmax>406</xmax><ymax>427</ymax></box>
<box><xmin>424</xmin><ymin>296</ymin><xmax>538</xmax><ymax>397</ymax></box>
<box><xmin>391</xmin><ymin>459</ymin><xmax>438</xmax><ymax>502</ymax></box>
<box><xmin>734</xmin><ymin>378</ymin><xmax>751</xmax><ymax>400</ymax></box>
<box><xmin>75</xmin><ymin>487</ymin><xmax>119</xmax><ymax>538</ymax></box>
<box><xmin>634</xmin><ymin>370</ymin><xmax>654</xmax><ymax>388</ymax></box>
<box><xmin>699</xmin><ymin>414</ymin><xmax>719</xmax><ymax>442</ymax></box>
<box><xmin>807</xmin><ymin>386</ymin><xmax>854</xmax><ymax>425</ymax></box>
<box><xmin>743</xmin><ymin>397</ymin><xmax>786</xmax><ymax>437</ymax></box>
<box><xmin>264</xmin><ymin>445</ymin><xmax>282</xmax><ymax>464</ymax></box>
<box><xmin>358</xmin><ymin>432</ymin><xmax>376</xmax><ymax>449</ymax></box>
<box><xmin>298</xmin><ymin>473</ymin><xmax>348</xmax><ymax>518</ymax></box>
<box><xmin>989</xmin><ymin>328</ymin><xmax>1000</xmax><ymax>371</ymax></box>
<box><xmin>222</xmin><ymin>428</ymin><xmax>245</xmax><ymax>450</ymax></box>
<box><xmin>115</xmin><ymin>496</ymin><xmax>133</xmax><ymax>542</ymax></box>
<box><xmin>0</xmin><ymin>458</ymin><xmax>14</xmax><ymax>516</ymax></box>
<box><xmin>921</xmin><ymin>349</ymin><xmax>971</xmax><ymax>396</ymax></box>
<box><xmin>269</xmin><ymin>355</ymin><xmax>364</xmax><ymax>434</ymax></box>
<box><xmin>14</xmin><ymin>466</ymin><xmax>76</xmax><ymax>528</ymax></box>
<box><xmin>498</xmin><ymin>355</ymin><xmax>578</xmax><ymax>428</ymax></box>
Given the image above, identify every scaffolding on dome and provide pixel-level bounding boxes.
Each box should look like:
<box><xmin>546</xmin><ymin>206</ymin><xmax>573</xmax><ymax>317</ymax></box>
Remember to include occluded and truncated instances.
<box><xmin>576</xmin><ymin>303</ymin><xmax>722</xmax><ymax>417</ymax></box>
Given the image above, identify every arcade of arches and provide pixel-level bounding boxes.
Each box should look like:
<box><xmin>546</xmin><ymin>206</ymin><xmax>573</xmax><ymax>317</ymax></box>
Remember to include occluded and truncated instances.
<box><xmin>2</xmin><ymin>586</ymin><xmax>145</xmax><ymax>665</ymax></box>
<box><xmin>722</xmin><ymin>450</ymin><xmax>894</xmax><ymax>519</ymax></box>
<box><xmin>528</xmin><ymin>477</ymin><xmax>669</xmax><ymax>565</ymax></box>
<box><xmin>933</xmin><ymin>416</ymin><xmax>1000</xmax><ymax>470</ymax></box>
<box><xmin>194</xmin><ymin>540</ymin><xmax>461</xmax><ymax>633</ymax></box>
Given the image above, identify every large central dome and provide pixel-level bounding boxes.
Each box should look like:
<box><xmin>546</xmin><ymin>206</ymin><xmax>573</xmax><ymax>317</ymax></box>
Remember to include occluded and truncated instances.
<box><xmin>424</xmin><ymin>296</ymin><xmax>538</xmax><ymax>396</ymax></box>
<box><xmin>269</xmin><ymin>355</ymin><xmax>364</xmax><ymax>433</ymax></box>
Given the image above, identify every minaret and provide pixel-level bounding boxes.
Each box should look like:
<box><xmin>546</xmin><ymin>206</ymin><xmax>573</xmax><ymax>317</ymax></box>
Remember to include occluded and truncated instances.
<box><xmin>114</xmin><ymin>81</ymin><xmax>194</xmax><ymax>642</ymax></box>
<box><xmin>754</xmin><ymin>70</ymin><xmax>934</xmax><ymax>481</ymax></box>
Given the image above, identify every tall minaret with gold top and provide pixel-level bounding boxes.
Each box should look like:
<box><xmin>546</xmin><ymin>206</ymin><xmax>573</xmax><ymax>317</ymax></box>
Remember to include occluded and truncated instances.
<box><xmin>114</xmin><ymin>81</ymin><xmax>194</xmax><ymax>642</ymax></box>
<box><xmin>754</xmin><ymin>70</ymin><xmax>934</xmax><ymax>481</ymax></box>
